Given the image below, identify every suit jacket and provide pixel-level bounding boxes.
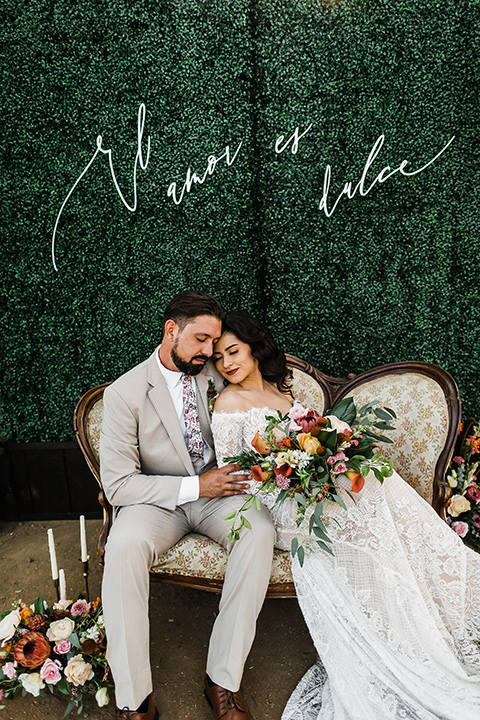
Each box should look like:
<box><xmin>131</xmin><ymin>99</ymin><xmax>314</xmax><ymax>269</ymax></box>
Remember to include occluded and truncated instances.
<box><xmin>100</xmin><ymin>349</ymin><xmax>224</xmax><ymax>511</ymax></box>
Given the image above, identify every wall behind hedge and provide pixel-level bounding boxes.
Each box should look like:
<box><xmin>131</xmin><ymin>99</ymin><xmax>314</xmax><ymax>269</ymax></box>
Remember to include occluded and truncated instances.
<box><xmin>1</xmin><ymin>0</ymin><xmax>479</xmax><ymax>442</ymax></box>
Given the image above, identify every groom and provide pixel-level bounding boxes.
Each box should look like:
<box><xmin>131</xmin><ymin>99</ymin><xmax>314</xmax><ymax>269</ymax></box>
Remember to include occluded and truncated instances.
<box><xmin>100</xmin><ymin>290</ymin><xmax>275</xmax><ymax>720</ymax></box>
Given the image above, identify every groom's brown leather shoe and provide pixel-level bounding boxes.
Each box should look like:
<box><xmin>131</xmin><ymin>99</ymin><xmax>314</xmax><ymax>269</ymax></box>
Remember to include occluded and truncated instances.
<box><xmin>204</xmin><ymin>675</ymin><xmax>253</xmax><ymax>719</ymax></box>
<box><xmin>118</xmin><ymin>694</ymin><xmax>158</xmax><ymax>720</ymax></box>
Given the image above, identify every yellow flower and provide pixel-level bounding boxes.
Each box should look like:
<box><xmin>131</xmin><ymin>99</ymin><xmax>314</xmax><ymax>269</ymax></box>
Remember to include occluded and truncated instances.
<box><xmin>297</xmin><ymin>433</ymin><xmax>322</xmax><ymax>455</ymax></box>
<box><xmin>448</xmin><ymin>494</ymin><xmax>471</xmax><ymax>517</ymax></box>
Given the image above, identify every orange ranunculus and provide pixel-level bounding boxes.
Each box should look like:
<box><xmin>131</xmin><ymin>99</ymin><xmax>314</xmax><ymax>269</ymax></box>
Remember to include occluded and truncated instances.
<box><xmin>345</xmin><ymin>470</ymin><xmax>365</xmax><ymax>493</ymax></box>
<box><xmin>251</xmin><ymin>431</ymin><xmax>271</xmax><ymax>455</ymax></box>
<box><xmin>14</xmin><ymin>631</ymin><xmax>51</xmax><ymax>669</ymax></box>
<box><xmin>20</xmin><ymin>607</ymin><xmax>33</xmax><ymax>623</ymax></box>
<box><xmin>281</xmin><ymin>438</ymin><xmax>292</xmax><ymax>448</ymax></box>
<box><xmin>274</xmin><ymin>463</ymin><xmax>293</xmax><ymax>477</ymax></box>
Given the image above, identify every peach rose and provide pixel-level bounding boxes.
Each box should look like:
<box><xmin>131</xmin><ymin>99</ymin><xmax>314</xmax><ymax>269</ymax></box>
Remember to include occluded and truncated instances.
<box><xmin>46</xmin><ymin>617</ymin><xmax>75</xmax><ymax>643</ymax></box>
<box><xmin>297</xmin><ymin>433</ymin><xmax>322</xmax><ymax>455</ymax></box>
<box><xmin>64</xmin><ymin>654</ymin><xmax>94</xmax><ymax>686</ymax></box>
<box><xmin>448</xmin><ymin>494</ymin><xmax>471</xmax><ymax>517</ymax></box>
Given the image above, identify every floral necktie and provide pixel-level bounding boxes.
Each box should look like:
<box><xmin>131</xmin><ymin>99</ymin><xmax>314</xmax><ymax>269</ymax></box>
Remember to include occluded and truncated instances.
<box><xmin>182</xmin><ymin>374</ymin><xmax>204</xmax><ymax>461</ymax></box>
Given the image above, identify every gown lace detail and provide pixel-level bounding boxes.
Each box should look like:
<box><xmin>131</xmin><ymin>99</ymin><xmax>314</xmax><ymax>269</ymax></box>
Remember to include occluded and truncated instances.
<box><xmin>211</xmin><ymin>407</ymin><xmax>480</xmax><ymax>720</ymax></box>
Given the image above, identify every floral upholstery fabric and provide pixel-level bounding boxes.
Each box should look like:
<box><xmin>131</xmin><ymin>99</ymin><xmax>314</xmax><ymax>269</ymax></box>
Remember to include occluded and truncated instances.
<box><xmin>84</xmin><ymin>369</ymin><xmax>447</xmax><ymax>582</ymax></box>
<box><xmin>290</xmin><ymin>368</ymin><xmax>327</xmax><ymax>415</ymax></box>
<box><xmin>150</xmin><ymin>532</ymin><xmax>293</xmax><ymax>584</ymax></box>
<box><xmin>346</xmin><ymin>373</ymin><xmax>449</xmax><ymax>503</ymax></box>
<box><xmin>86</xmin><ymin>399</ymin><xmax>103</xmax><ymax>466</ymax></box>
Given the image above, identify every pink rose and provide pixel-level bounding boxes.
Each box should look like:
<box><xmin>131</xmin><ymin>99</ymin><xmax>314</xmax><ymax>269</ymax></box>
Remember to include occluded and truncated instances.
<box><xmin>473</xmin><ymin>514</ymin><xmax>480</xmax><ymax>529</ymax></box>
<box><xmin>288</xmin><ymin>405</ymin><xmax>308</xmax><ymax>422</ymax></box>
<box><xmin>54</xmin><ymin>640</ymin><xmax>71</xmax><ymax>655</ymax></box>
<box><xmin>331</xmin><ymin>461</ymin><xmax>347</xmax><ymax>475</ymax></box>
<box><xmin>327</xmin><ymin>452</ymin><xmax>346</xmax><ymax>467</ymax></box>
<box><xmin>40</xmin><ymin>658</ymin><xmax>63</xmax><ymax>685</ymax></box>
<box><xmin>452</xmin><ymin>456</ymin><xmax>465</xmax><ymax>465</ymax></box>
<box><xmin>2</xmin><ymin>661</ymin><xmax>17</xmax><ymax>679</ymax></box>
<box><xmin>451</xmin><ymin>521</ymin><xmax>469</xmax><ymax>538</ymax></box>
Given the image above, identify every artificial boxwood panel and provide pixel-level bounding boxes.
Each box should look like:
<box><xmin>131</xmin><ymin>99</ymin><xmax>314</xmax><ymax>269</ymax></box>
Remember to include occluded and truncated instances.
<box><xmin>1</xmin><ymin>0</ymin><xmax>479</xmax><ymax>442</ymax></box>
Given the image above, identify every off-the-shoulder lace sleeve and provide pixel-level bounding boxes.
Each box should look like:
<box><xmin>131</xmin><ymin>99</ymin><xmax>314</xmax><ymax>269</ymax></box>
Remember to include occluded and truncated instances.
<box><xmin>211</xmin><ymin>407</ymin><xmax>300</xmax><ymax>551</ymax></box>
<box><xmin>211</xmin><ymin>411</ymin><xmax>246</xmax><ymax>468</ymax></box>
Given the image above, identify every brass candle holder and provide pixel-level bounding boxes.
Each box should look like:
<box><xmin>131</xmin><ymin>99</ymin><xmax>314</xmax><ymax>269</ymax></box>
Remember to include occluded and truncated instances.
<box><xmin>80</xmin><ymin>555</ymin><xmax>90</xmax><ymax>602</ymax></box>
<box><xmin>52</xmin><ymin>577</ymin><xmax>60</xmax><ymax>602</ymax></box>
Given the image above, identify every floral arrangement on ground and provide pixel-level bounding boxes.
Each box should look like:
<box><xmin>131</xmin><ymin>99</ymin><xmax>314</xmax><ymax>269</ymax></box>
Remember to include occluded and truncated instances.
<box><xmin>446</xmin><ymin>419</ymin><xmax>480</xmax><ymax>552</ymax></box>
<box><xmin>0</xmin><ymin>596</ymin><xmax>113</xmax><ymax>716</ymax></box>
<box><xmin>224</xmin><ymin>397</ymin><xmax>396</xmax><ymax>564</ymax></box>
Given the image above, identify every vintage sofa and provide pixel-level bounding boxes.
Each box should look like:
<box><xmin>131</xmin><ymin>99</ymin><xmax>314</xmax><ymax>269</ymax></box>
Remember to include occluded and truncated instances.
<box><xmin>74</xmin><ymin>356</ymin><xmax>461</xmax><ymax>598</ymax></box>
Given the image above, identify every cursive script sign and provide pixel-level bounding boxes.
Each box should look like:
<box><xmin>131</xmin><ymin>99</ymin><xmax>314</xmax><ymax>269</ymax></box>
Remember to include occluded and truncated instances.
<box><xmin>318</xmin><ymin>134</ymin><xmax>455</xmax><ymax>217</ymax></box>
<box><xmin>51</xmin><ymin>103</ymin><xmax>151</xmax><ymax>271</ymax></box>
<box><xmin>51</xmin><ymin>106</ymin><xmax>455</xmax><ymax>270</ymax></box>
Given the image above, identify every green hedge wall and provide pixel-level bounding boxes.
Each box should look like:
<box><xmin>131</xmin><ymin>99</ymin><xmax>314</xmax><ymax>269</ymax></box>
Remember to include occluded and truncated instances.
<box><xmin>1</xmin><ymin>0</ymin><xmax>479</xmax><ymax>442</ymax></box>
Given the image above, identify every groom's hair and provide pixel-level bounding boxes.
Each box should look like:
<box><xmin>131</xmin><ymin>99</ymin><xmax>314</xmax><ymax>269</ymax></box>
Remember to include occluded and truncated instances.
<box><xmin>163</xmin><ymin>290</ymin><xmax>225</xmax><ymax>332</ymax></box>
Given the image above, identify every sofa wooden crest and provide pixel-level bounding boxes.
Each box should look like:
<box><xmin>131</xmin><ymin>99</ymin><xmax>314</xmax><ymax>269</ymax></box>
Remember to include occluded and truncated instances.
<box><xmin>74</xmin><ymin>356</ymin><xmax>461</xmax><ymax>599</ymax></box>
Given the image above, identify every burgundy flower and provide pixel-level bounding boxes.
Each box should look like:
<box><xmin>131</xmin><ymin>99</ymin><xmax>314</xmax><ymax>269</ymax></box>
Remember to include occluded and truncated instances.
<box><xmin>473</xmin><ymin>514</ymin><xmax>480</xmax><ymax>529</ymax></box>
<box><xmin>466</xmin><ymin>486</ymin><xmax>480</xmax><ymax>503</ymax></box>
<box><xmin>14</xmin><ymin>631</ymin><xmax>51</xmax><ymax>669</ymax></box>
<box><xmin>28</xmin><ymin>614</ymin><xmax>45</xmax><ymax>631</ymax></box>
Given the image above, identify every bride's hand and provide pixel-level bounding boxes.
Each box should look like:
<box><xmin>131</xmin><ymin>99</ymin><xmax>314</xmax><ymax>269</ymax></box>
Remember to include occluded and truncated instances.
<box><xmin>199</xmin><ymin>464</ymin><xmax>251</xmax><ymax>497</ymax></box>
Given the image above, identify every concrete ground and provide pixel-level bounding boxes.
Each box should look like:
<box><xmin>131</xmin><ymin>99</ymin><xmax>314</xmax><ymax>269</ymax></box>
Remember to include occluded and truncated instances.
<box><xmin>0</xmin><ymin>520</ymin><xmax>316</xmax><ymax>720</ymax></box>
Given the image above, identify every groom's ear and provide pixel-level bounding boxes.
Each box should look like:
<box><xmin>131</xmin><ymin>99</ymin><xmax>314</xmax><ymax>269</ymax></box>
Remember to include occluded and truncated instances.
<box><xmin>204</xmin><ymin>360</ymin><xmax>225</xmax><ymax>392</ymax></box>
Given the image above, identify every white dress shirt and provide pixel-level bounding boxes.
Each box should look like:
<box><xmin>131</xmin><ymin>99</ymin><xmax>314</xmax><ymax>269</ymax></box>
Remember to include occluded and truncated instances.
<box><xmin>155</xmin><ymin>348</ymin><xmax>205</xmax><ymax>505</ymax></box>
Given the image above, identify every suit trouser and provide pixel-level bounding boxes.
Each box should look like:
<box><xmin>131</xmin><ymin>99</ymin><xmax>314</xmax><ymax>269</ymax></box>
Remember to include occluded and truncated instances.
<box><xmin>102</xmin><ymin>496</ymin><xmax>275</xmax><ymax>709</ymax></box>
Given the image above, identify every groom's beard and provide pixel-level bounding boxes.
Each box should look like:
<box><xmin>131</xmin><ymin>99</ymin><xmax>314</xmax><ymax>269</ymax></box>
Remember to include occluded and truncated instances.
<box><xmin>171</xmin><ymin>343</ymin><xmax>209</xmax><ymax>376</ymax></box>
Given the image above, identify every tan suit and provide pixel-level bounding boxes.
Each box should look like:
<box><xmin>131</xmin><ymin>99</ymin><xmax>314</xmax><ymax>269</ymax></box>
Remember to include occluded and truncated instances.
<box><xmin>100</xmin><ymin>350</ymin><xmax>275</xmax><ymax>709</ymax></box>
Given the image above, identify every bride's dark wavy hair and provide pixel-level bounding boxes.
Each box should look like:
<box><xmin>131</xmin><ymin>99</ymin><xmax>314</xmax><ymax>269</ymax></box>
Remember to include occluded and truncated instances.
<box><xmin>222</xmin><ymin>311</ymin><xmax>293</xmax><ymax>393</ymax></box>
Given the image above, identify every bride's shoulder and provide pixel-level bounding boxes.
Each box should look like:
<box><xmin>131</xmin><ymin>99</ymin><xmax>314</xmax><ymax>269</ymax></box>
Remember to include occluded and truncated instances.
<box><xmin>213</xmin><ymin>387</ymin><xmax>251</xmax><ymax>414</ymax></box>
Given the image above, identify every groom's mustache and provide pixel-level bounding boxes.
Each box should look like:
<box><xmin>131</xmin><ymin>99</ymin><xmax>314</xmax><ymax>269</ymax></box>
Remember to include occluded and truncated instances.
<box><xmin>191</xmin><ymin>354</ymin><xmax>210</xmax><ymax>363</ymax></box>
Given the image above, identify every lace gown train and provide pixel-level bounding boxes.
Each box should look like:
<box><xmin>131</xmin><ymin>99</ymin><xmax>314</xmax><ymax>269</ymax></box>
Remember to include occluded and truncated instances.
<box><xmin>212</xmin><ymin>407</ymin><xmax>480</xmax><ymax>720</ymax></box>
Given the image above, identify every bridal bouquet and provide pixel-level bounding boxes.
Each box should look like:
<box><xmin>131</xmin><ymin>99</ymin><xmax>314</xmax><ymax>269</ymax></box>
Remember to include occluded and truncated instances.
<box><xmin>0</xmin><ymin>596</ymin><xmax>112</xmax><ymax>716</ymax></box>
<box><xmin>446</xmin><ymin>420</ymin><xmax>480</xmax><ymax>552</ymax></box>
<box><xmin>224</xmin><ymin>397</ymin><xmax>396</xmax><ymax>564</ymax></box>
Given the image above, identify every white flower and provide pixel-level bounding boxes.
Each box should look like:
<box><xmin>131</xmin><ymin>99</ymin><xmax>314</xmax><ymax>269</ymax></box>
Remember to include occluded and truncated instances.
<box><xmin>448</xmin><ymin>494</ymin><xmax>472</xmax><ymax>517</ymax></box>
<box><xmin>0</xmin><ymin>610</ymin><xmax>21</xmax><ymax>643</ymax></box>
<box><xmin>18</xmin><ymin>672</ymin><xmax>45</xmax><ymax>697</ymax></box>
<box><xmin>46</xmin><ymin>617</ymin><xmax>75</xmax><ymax>643</ymax></box>
<box><xmin>64</xmin><ymin>655</ymin><xmax>94</xmax><ymax>686</ymax></box>
<box><xmin>447</xmin><ymin>474</ymin><xmax>458</xmax><ymax>488</ymax></box>
<box><xmin>95</xmin><ymin>687</ymin><xmax>110</xmax><ymax>707</ymax></box>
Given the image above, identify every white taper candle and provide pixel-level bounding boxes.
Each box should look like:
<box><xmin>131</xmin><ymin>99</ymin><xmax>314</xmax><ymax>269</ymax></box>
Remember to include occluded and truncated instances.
<box><xmin>47</xmin><ymin>528</ymin><xmax>59</xmax><ymax>580</ymax></box>
<box><xmin>80</xmin><ymin>515</ymin><xmax>88</xmax><ymax>562</ymax></box>
<box><xmin>59</xmin><ymin>569</ymin><xmax>66</xmax><ymax>601</ymax></box>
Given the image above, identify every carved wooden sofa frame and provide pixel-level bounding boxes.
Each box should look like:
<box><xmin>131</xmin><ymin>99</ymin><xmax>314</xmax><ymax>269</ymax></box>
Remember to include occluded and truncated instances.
<box><xmin>74</xmin><ymin>356</ymin><xmax>461</xmax><ymax>599</ymax></box>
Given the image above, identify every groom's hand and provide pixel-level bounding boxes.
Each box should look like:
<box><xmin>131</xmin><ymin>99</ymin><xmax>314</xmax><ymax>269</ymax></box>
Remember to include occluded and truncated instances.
<box><xmin>199</xmin><ymin>464</ymin><xmax>251</xmax><ymax>497</ymax></box>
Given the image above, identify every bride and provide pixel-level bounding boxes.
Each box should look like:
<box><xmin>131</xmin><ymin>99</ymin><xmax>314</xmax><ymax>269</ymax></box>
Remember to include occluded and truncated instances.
<box><xmin>210</xmin><ymin>311</ymin><xmax>480</xmax><ymax>720</ymax></box>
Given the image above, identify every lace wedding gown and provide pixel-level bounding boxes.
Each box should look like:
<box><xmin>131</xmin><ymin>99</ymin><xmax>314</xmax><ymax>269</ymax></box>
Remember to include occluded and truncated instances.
<box><xmin>212</xmin><ymin>407</ymin><xmax>480</xmax><ymax>720</ymax></box>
